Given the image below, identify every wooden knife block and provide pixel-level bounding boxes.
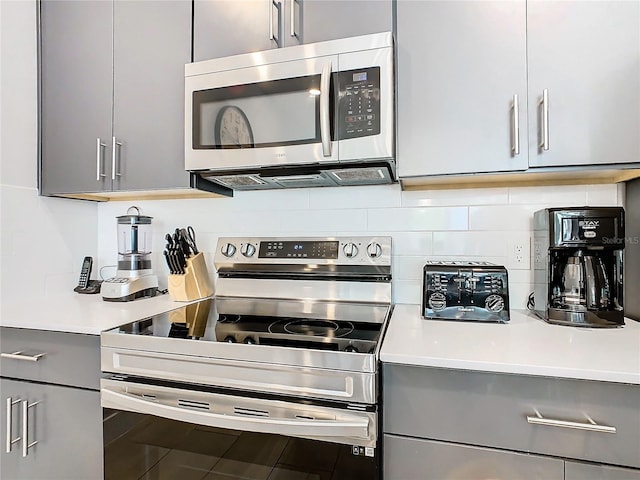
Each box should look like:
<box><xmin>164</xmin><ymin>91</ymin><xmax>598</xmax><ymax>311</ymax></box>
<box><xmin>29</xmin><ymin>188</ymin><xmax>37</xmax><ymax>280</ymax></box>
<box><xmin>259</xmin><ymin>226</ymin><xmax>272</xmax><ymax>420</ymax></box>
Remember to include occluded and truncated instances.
<box><xmin>167</xmin><ymin>252</ymin><xmax>214</xmax><ymax>301</ymax></box>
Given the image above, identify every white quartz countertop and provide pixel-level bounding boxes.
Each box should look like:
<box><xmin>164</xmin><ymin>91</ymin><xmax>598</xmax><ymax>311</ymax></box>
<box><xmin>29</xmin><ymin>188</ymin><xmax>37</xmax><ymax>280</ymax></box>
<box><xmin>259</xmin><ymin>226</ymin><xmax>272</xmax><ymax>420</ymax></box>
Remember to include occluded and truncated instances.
<box><xmin>381</xmin><ymin>304</ymin><xmax>640</xmax><ymax>385</ymax></box>
<box><xmin>0</xmin><ymin>293</ymin><xmax>194</xmax><ymax>335</ymax></box>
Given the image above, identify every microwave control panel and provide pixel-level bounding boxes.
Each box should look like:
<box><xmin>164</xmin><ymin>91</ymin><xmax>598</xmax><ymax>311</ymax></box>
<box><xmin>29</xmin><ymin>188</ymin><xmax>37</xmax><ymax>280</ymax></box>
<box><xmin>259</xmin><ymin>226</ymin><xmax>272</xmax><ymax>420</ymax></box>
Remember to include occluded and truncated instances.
<box><xmin>336</xmin><ymin>67</ymin><xmax>381</xmax><ymax>139</ymax></box>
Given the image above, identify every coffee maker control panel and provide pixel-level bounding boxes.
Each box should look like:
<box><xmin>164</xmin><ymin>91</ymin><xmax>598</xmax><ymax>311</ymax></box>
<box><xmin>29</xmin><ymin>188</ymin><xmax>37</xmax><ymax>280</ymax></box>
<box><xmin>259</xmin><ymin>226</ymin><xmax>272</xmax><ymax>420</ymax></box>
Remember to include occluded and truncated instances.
<box><xmin>548</xmin><ymin>207</ymin><xmax>625</xmax><ymax>248</ymax></box>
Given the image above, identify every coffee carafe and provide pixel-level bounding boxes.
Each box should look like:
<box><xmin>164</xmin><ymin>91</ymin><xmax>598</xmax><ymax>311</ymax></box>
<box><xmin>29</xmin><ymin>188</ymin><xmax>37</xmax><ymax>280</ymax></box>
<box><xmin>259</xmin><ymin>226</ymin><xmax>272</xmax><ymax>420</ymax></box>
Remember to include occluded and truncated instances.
<box><xmin>534</xmin><ymin>207</ymin><xmax>625</xmax><ymax>327</ymax></box>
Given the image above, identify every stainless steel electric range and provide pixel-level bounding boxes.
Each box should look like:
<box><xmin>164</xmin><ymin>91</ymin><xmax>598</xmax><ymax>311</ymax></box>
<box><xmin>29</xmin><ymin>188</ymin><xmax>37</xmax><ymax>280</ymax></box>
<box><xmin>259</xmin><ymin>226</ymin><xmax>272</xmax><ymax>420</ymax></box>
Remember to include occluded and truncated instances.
<box><xmin>101</xmin><ymin>236</ymin><xmax>392</xmax><ymax>480</ymax></box>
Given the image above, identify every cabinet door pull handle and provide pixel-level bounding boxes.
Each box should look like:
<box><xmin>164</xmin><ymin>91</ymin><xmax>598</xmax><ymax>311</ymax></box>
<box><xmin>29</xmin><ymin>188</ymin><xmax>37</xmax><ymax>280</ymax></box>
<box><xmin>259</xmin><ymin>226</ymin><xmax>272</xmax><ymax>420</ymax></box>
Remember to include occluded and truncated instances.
<box><xmin>1</xmin><ymin>351</ymin><xmax>46</xmax><ymax>362</ymax></box>
<box><xmin>511</xmin><ymin>94</ymin><xmax>520</xmax><ymax>156</ymax></box>
<box><xmin>111</xmin><ymin>137</ymin><xmax>123</xmax><ymax>180</ymax></box>
<box><xmin>539</xmin><ymin>89</ymin><xmax>549</xmax><ymax>151</ymax></box>
<box><xmin>527</xmin><ymin>411</ymin><xmax>616</xmax><ymax>434</ymax></box>
<box><xmin>5</xmin><ymin>397</ymin><xmax>22</xmax><ymax>453</ymax></box>
<box><xmin>96</xmin><ymin>138</ymin><xmax>107</xmax><ymax>181</ymax></box>
<box><xmin>22</xmin><ymin>400</ymin><xmax>39</xmax><ymax>457</ymax></box>
<box><xmin>290</xmin><ymin>0</ymin><xmax>297</xmax><ymax>37</ymax></box>
<box><xmin>269</xmin><ymin>0</ymin><xmax>280</xmax><ymax>45</ymax></box>
<box><xmin>320</xmin><ymin>61</ymin><xmax>332</xmax><ymax>157</ymax></box>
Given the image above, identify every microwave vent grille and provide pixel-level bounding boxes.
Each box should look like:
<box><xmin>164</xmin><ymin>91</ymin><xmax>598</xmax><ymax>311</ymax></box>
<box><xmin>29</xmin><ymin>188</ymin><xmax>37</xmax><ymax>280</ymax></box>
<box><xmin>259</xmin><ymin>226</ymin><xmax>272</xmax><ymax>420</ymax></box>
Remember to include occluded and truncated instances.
<box><xmin>214</xmin><ymin>175</ymin><xmax>266</xmax><ymax>188</ymax></box>
<box><xmin>330</xmin><ymin>167</ymin><xmax>389</xmax><ymax>185</ymax></box>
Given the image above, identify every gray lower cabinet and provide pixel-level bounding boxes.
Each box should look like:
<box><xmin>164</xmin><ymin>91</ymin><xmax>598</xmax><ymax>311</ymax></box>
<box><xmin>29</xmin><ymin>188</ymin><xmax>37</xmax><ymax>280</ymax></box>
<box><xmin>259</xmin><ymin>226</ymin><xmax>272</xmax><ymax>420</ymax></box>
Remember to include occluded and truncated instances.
<box><xmin>384</xmin><ymin>434</ymin><xmax>564</xmax><ymax>480</ymax></box>
<box><xmin>1</xmin><ymin>328</ymin><xmax>102</xmax><ymax>480</ymax></box>
<box><xmin>383</xmin><ymin>364</ymin><xmax>640</xmax><ymax>478</ymax></box>
<box><xmin>565</xmin><ymin>461</ymin><xmax>640</xmax><ymax>480</ymax></box>
<box><xmin>40</xmin><ymin>0</ymin><xmax>193</xmax><ymax>196</ymax></box>
<box><xmin>0</xmin><ymin>379</ymin><xmax>102</xmax><ymax>480</ymax></box>
<box><xmin>194</xmin><ymin>0</ymin><xmax>393</xmax><ymax>62</ymax></box>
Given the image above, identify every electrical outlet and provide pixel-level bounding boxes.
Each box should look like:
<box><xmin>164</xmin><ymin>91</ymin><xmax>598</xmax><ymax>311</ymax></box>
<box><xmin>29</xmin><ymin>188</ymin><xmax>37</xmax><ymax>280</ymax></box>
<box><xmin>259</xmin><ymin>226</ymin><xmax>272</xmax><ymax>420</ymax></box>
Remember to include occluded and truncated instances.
<box><xmin>508</xmin><ymin>234</ymin><xmax>531</xmax><ymax>270</ymax></box>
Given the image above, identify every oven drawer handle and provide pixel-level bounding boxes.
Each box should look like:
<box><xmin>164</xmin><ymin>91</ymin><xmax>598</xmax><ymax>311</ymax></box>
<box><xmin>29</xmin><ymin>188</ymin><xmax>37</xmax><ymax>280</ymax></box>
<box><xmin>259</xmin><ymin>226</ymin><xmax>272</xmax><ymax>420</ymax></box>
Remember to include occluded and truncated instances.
<box><xmin>527</xmin><ymin>411</ymin><xmax>616</xmax><ymax>434</ymax></box>
<box><xmin>102</xmin><ymin>388</ymin><xmax>369</xmax><ymax>438</ymax></box>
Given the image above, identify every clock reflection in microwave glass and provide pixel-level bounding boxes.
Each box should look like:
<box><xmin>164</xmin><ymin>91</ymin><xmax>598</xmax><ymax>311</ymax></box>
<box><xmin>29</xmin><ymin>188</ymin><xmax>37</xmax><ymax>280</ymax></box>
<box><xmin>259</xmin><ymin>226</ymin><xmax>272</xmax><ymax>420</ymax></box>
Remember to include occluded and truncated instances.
<box><xmin>214</xmin><ymin>105</ymin><xmax>254</xmax><ymax>148</ymax></box>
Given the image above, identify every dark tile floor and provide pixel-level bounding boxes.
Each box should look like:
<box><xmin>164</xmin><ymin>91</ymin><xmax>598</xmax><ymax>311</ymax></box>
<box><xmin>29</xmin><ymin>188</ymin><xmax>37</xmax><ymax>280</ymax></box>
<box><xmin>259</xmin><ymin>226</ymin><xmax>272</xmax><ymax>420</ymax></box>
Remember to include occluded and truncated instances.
<box><xmin>104</xmin><ymin>415</ymin><xmax>376</xmax><ymax>480</ymax></box>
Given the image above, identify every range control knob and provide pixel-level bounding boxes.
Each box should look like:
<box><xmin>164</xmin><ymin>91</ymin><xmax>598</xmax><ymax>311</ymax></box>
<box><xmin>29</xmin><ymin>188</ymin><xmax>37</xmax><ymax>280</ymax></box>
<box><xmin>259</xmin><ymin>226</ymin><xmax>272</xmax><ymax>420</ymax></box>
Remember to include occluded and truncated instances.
<box><xmin>223</xmin><ymin>336</ymin><xmax>236</xmax><ymax>343</ymax></box>
<box><xmin>344</xmin><ymin>345</ymin><xmax>359</xmax><ymax>353</ymax></box>
<box><xmin>241</xmin><ymin>243</ymin><xmax>256</xmax><ymax>257</ymax></box>
<box><xmin>367</xmin><ymin>242</ymin><xmax>382</xmax><ymax>258</ymax></box>
<box><xmin>243</xmin><ymin>337</ymin><xmax>256</xmax><ymax>345</ymax></box>
<box><xmin>221</xmin><ymin>243</ymin><xmax>236</xmax><ymax>257</ymax></box>
<box><xmin>343</xmin><ymin>242</ymin><xmax>359</xmax><ymax>258</ymax></box>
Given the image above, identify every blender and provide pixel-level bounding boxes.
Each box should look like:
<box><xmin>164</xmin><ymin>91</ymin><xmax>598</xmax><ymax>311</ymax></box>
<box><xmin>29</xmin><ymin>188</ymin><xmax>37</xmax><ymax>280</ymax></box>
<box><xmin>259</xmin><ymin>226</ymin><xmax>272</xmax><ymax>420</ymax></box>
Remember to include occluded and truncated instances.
<box><xmin>102</xmin><ymin>207</ymin><xmax>158</xmax><ymax>302</ymax></box>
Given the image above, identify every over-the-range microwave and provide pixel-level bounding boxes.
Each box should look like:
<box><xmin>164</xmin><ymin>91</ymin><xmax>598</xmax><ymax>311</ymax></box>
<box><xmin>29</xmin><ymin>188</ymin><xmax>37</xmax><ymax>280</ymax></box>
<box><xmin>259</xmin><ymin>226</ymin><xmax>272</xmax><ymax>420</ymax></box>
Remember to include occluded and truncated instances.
<box><xmin>185</xmin><ymin>32</ymin><xmax>395</xmax><ymax>191</ymax></box>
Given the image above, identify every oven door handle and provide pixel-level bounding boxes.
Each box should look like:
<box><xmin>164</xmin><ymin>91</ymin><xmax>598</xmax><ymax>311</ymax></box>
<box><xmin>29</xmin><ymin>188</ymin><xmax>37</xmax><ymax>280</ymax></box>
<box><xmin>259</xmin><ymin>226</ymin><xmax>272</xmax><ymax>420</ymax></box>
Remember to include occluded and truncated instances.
<box><xmin>102</xmin><ymin>388</ymin><xmax>370</xmax><ymax>439</ymax></box>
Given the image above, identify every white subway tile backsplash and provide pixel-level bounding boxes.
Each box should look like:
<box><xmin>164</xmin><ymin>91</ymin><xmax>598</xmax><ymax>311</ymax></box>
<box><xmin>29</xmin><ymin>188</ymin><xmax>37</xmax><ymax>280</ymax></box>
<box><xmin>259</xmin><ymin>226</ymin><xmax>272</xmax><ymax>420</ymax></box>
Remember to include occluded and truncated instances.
<box><xmin>433</xmin><ymin>231</ymin><xmax>508</xmax><ymax>257</ymax></box>
<box><xmin>508</xmin><ymin>185</ymin><xmax>588</xmax><ymax>205</ymax></box>
<box><xmin>402</xmin><ymin>187</ymin><xmax>509</xmax><ymax>207</ymax></box>
<box><xmin>469</xmin><ymin>205</ymin><xmax>541</xmax><ymax>231</ymax></box>
<box><xmin>90</xmin><ymin>181</ymin><xmax>610</xmax><ymax>306</ymax></box>
<box><xmin>368</xmin><ymin>206</ymin><xmax>468</xmax><ymax>231</ymax></box>
<box><xmin>310</xmin><ymin>184</ymin><xmax>401</xmax><ymax>209</ymax></box>
<box><xmin>392</xmin><ymin>232</ymin><xmax>433</xmax><ymax>257</ymax></box>
<box><xmin>585</xmin><ymin>184</ymin><xmax>621</xmax><ymax>206</ymax></box>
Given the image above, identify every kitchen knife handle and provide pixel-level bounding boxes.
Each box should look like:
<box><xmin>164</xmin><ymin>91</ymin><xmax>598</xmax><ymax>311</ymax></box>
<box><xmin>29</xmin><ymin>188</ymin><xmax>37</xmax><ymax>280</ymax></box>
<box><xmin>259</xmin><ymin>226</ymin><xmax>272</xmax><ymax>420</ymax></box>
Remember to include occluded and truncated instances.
<box><xmin>290</xmin><ymin>0</ymin><xmax>296</xmax><ymax>37</ymax></box>
<box><xmin>96</xmin><ymin>138</ymin><xmax>107</xmax><ymax>181</ymax></box>
<box><xmin>511</xmin><ymin>94</ymin><xmax>520</xmax><ymax>156</ymax></box>
<box><xmin>320</xmin><ymin>61</ymin><xmax>332</xmax><ymax>157</ymax></box>
<box><xmin>539</xmin><ymin>89</ymin><xmax>549</xmax><ymax>151</ymax></box>
<box><xmin>6</xmin><ymin>397</ymin><xmax>22</xmax><ymax>453</ymax></box>
<box><xmin>111</xmin><ymin>137</ymin><xmax>123</xmax><ymax>180</ymax></box>
<box><xmin>21</xmin><ymin>400</ymin><xmax>39</xmax><ymax>457</ymax></box>
<box><xmin>527</xmin><ymin>411</ymin><xmax>616</xmax><ymax>434</ymax></box>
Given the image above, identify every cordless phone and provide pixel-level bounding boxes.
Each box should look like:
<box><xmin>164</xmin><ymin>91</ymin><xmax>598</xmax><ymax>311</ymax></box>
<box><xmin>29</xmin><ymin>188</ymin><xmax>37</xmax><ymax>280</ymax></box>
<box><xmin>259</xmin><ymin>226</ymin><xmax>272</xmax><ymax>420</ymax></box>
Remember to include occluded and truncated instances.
<box><xmin>74</xmin><ymin>256</ymin><xmax>101</xmax><ymax>294</ymax></box>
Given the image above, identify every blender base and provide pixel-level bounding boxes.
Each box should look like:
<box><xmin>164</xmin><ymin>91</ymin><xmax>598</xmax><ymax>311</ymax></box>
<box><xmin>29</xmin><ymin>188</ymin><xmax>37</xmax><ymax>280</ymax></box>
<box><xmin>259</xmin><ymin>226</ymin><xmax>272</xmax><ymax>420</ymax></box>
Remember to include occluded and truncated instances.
<box><xmin>102</xmin><ymin>274</ymin><xmax>159</xmax><ymax>302</ymax></box>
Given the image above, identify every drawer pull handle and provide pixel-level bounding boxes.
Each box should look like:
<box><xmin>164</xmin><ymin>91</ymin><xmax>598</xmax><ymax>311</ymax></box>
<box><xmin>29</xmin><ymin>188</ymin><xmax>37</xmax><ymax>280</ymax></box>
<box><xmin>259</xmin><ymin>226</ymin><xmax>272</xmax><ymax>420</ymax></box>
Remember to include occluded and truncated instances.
<box><xmin>1</xmin><ymin>351</ymin><xmax>46</xmax><ymax>362</ymax></box>
<box><xmin>527</xmin><ymin>411</ymin><xmax>616</xmax><ymax>434</ymax></box>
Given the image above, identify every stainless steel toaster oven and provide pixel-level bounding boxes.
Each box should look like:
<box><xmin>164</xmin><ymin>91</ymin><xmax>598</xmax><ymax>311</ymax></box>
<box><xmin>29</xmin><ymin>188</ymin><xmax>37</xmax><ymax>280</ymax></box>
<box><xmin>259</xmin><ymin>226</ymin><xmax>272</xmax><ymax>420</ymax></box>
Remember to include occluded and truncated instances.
<box><xmin>422</xmin><ymin>261</ymin><xmax>510</xmax><ymax>323</ymax></box>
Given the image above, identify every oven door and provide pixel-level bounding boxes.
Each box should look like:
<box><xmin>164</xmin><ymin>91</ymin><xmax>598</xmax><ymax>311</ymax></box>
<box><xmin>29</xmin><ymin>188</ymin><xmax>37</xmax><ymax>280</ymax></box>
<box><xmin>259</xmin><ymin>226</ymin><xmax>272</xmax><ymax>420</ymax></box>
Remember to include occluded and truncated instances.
<box><xmin>185</xmin><ymin>55</ymin><xmax>339</xmax><ymax>172</ymax></box>
<box><xmin>102</xmin><ymin>377</ymin><xmax>380</xmax><ymax>480</ymax></box>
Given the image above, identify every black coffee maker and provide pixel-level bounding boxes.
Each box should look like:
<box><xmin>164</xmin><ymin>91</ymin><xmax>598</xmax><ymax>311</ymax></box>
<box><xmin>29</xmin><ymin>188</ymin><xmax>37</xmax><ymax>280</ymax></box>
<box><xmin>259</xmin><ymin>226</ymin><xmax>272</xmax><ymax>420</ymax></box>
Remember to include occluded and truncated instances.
<box><xmin>533</xmin><ymin>207</ymin><xmax>625</xmax><ymax>327</ymax></box>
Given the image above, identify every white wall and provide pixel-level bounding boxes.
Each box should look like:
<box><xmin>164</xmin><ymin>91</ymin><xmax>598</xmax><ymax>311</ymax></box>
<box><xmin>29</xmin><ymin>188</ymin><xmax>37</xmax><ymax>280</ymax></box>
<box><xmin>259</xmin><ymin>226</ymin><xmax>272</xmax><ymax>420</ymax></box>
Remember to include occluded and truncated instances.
<box><xmin>0</xmin><ymin>0</ymin><xmax>97</xmax><ymax>304</ymax></box>
<box><xmin>97</xmin><ymin>183</ymin><xmax>623</xmax><ymax>307</ymax></box>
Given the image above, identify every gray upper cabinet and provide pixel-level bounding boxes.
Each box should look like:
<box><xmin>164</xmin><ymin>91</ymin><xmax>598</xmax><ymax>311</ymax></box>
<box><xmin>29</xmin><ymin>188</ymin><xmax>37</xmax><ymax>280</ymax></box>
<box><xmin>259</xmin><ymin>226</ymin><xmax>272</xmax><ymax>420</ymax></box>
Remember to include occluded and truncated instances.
<box><xmin>193</xmin><ymin>0</ymin><xmax>393</xmax><ymax>62</ymax></box>
<box><xmin>284</xmin><ymin>0</ymin><xmax>393</xmax><ymax>47</ymax></box>
<box><xmin>396</xmin><ymin>0</ymin><xmax>529</xmax><ymax>178</ymax></box>
<box><xmin>40</xmin><ymin>0</ymin><xmax>192</xmax><ymax>196</ymax></box>
<box><xmin>193</xmin><ymin>0</ymin><xmax>278</xmax><ymax>62</ymax></box>
<box><xmin>40</xmin><ymin>1</ymin><xmax>113</xmax><ymax>195</ymax></box>
<box><xmin>397</xmin><ymin>0</ymin><xmax>640</xmax><ymax>180</ymax></box>
<box><xmin>112</xmin><ymin>1</ymin><xmax>191</xmax><ymax>191</ymax></box>
<box><xmin>527</xmin><ymin>0</ymin><xmax>640</xmax><ymax>168</ymax></box>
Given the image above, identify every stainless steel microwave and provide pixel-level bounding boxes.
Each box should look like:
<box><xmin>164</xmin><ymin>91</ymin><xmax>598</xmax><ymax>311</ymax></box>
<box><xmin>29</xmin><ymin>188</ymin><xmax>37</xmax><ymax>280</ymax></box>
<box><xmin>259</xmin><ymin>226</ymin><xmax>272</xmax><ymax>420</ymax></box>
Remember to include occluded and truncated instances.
<box><xmin>185</xmin><ymin>32</ymin><xmax>395</xmax><ymax>190</ymax></box>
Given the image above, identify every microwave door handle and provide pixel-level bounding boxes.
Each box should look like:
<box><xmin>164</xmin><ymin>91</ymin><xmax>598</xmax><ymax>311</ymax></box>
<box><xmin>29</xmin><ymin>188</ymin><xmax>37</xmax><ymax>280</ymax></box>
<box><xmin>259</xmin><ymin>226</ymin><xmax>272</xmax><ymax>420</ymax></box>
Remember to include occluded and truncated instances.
<box><xmin>101</xmin><ymin>388</ymin><xmax>369</xmax><ymax>439</ymax></box>
<box><xmin>320</xmin><ymin>61</ymin><xmax>332</xmax><ymax>157</ymax></box>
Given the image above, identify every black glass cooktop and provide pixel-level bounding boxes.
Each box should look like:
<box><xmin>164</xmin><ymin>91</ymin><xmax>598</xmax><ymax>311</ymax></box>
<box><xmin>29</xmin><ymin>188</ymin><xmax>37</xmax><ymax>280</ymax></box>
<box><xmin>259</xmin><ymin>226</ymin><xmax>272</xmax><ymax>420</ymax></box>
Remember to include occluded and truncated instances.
<box><xmin>115</xmin><ymin>298</ymin><xmax>388</xmax><ymax>354</ymax></box>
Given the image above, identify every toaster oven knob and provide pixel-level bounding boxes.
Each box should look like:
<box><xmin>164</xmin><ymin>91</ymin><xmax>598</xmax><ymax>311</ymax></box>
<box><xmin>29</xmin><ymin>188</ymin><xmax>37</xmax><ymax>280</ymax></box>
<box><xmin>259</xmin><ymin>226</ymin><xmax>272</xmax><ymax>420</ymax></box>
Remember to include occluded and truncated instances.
<box><xmin>366</xmin><ymin>242</ymin><xmax>382</xmax><ymax>258</ymax></box>
<box><xmin>485</xmin><ymin>294</ymin><xmax>505</xmax><ymax>312</ymax></box>
<box><xmin>241</xmin><ymin>243</ymin><xmax>256</xmax><ymax>257</ymax></box>
<box><xmin>343</xmin><ymin>242</ymin><xmax>359</xmax><ymax>258</ymax></box>
<box><xmin>221</xmin><ymin>243</ymin><xmax>237</xmax><ymax>257</ymax></box>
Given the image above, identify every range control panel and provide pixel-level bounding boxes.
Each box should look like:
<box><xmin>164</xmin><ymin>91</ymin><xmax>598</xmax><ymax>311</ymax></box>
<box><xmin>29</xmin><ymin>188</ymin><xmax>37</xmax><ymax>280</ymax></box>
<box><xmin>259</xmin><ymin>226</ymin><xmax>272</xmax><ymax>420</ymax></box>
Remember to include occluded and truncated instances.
<box><xmin>337</xmin><ymin>67</ymin><xmax>381</xmax><ymax>139</ymax></box>
<box><xmin>215</xmin><ymin>236</ymin><xmax>391</xmax><ymax>267</ymax></box>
